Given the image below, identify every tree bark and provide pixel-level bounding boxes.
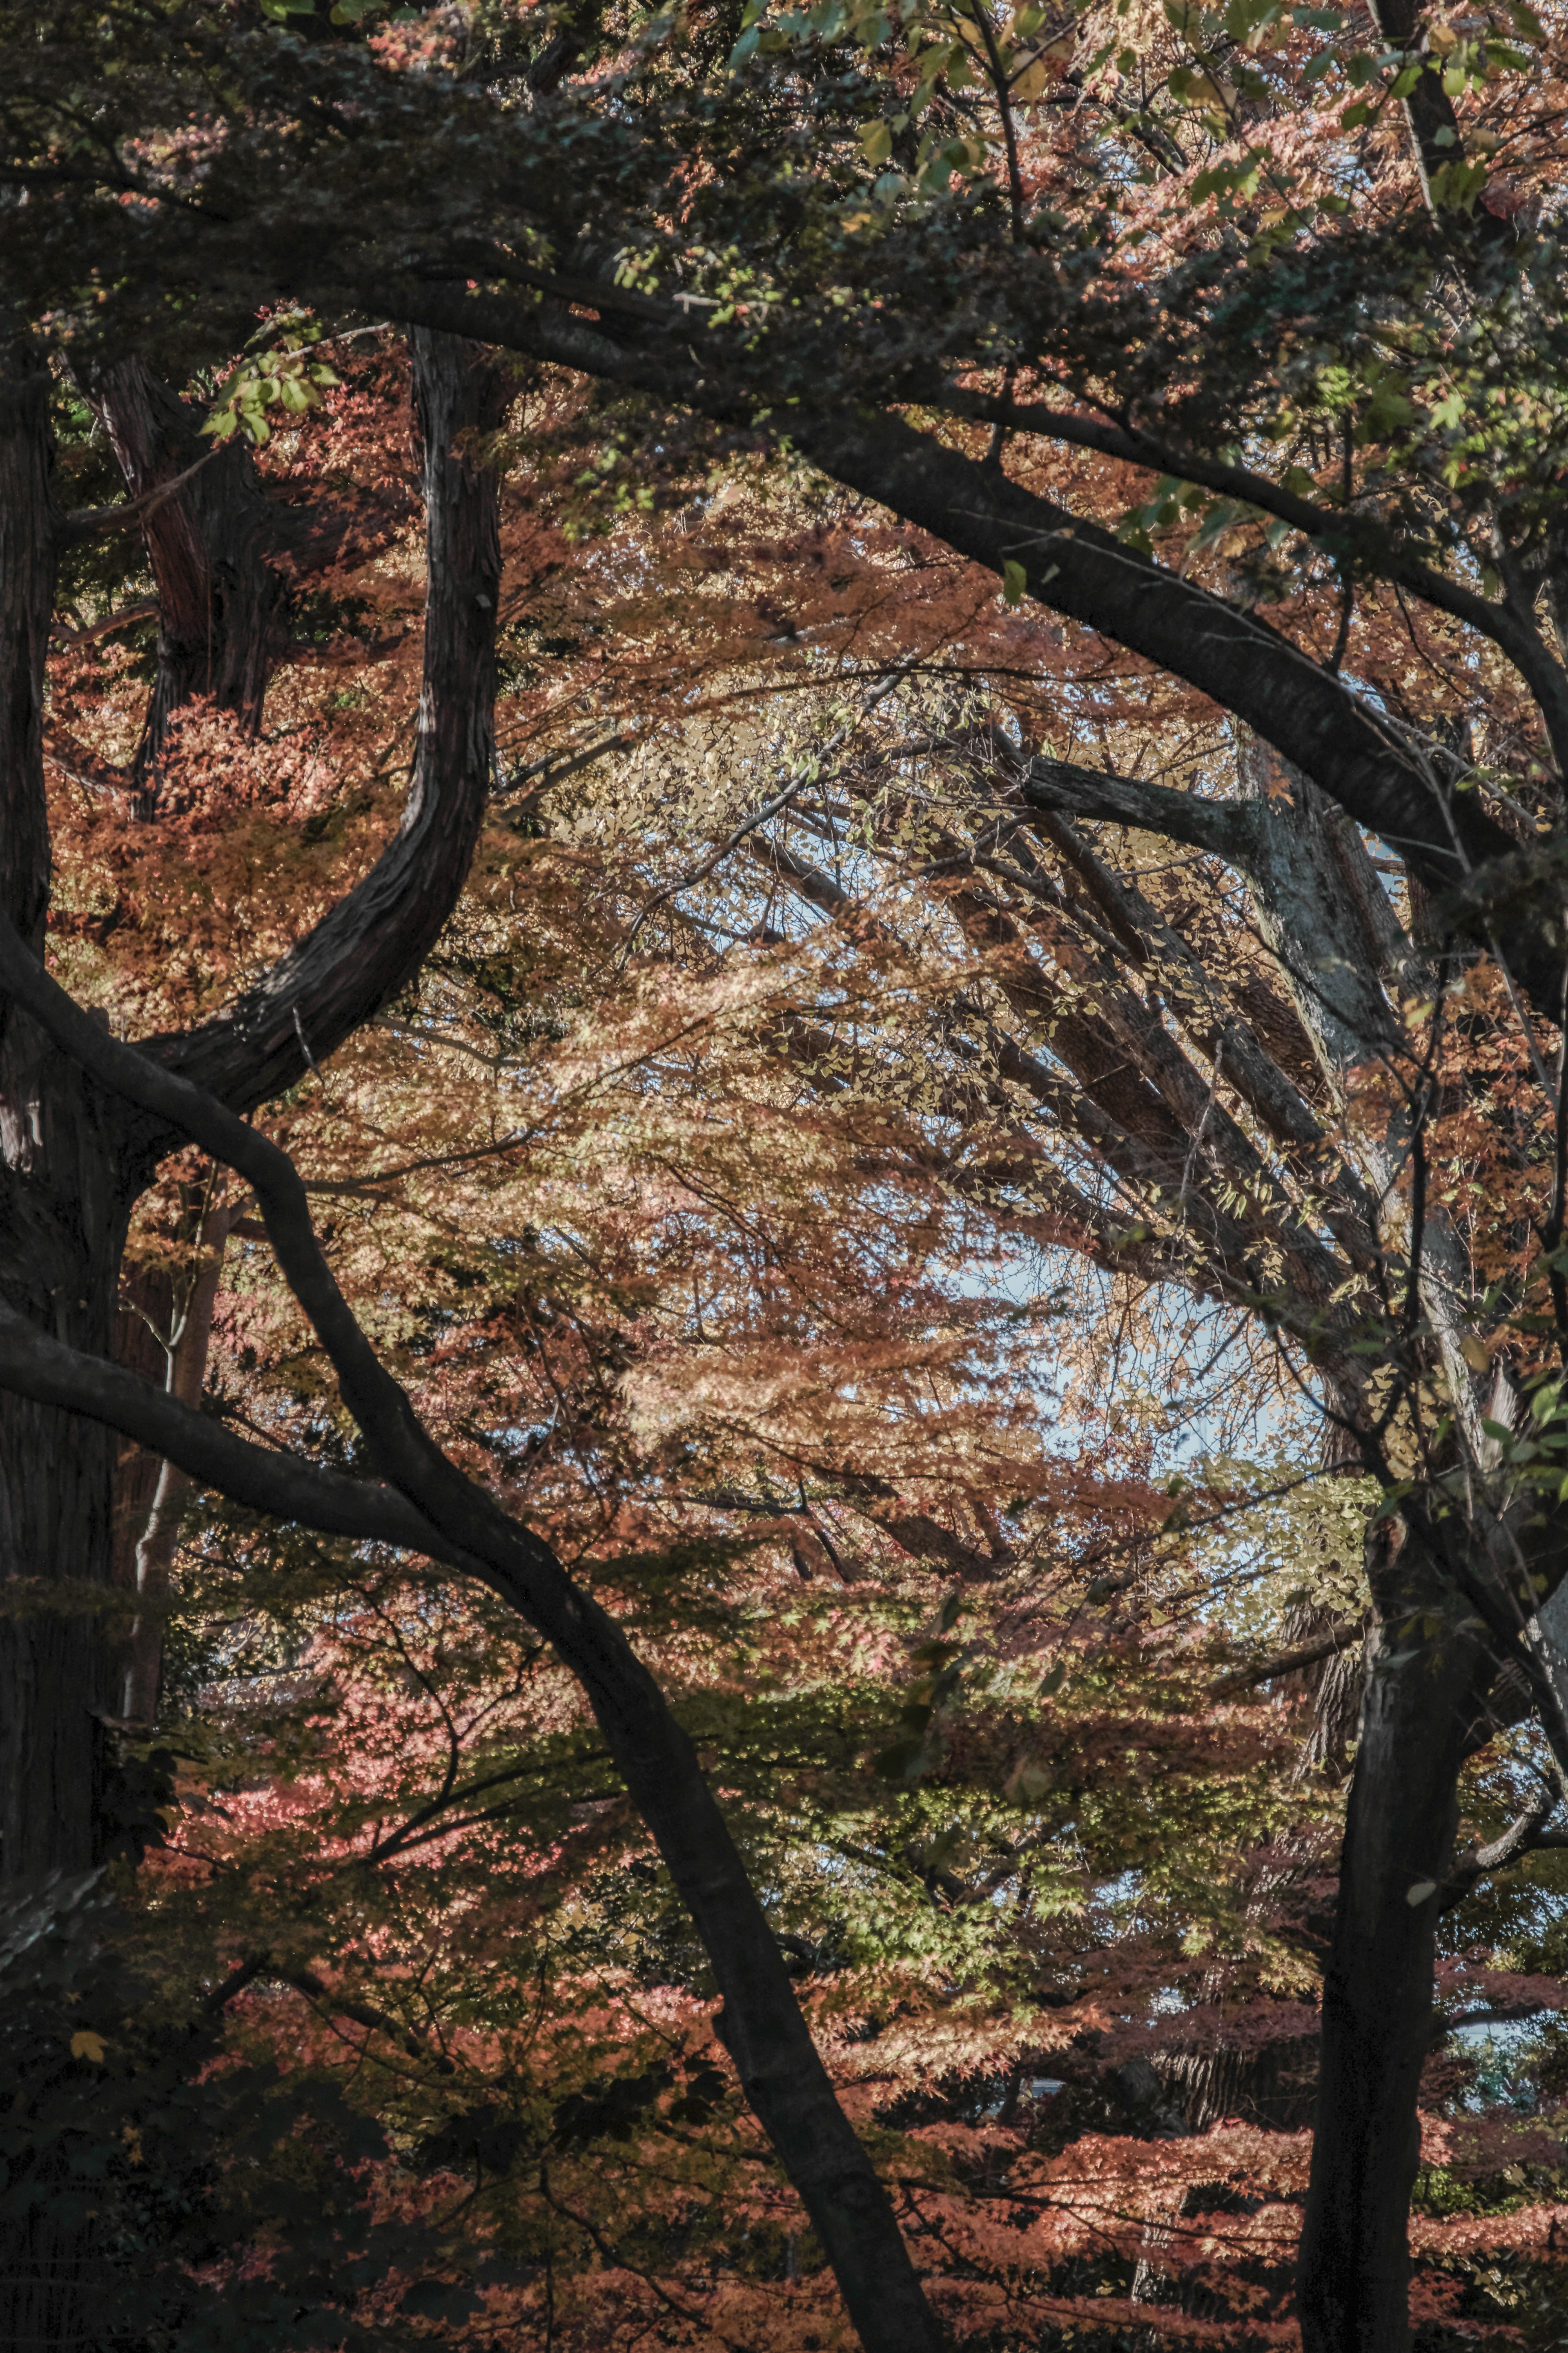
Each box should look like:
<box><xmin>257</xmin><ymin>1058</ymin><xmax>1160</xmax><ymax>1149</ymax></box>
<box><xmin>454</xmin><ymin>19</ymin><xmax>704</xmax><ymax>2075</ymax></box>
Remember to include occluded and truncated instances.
<box><xmin>120</xmin><ymin>1174</ymin><xmax>236</xmax><ymax>1724</ymax></box>
<box><xmin>0</xmin><ymin>332</ymin><xmax>131</xmax><ymax>1897</ymax></box>
<box><xmin>1296</xmin><ymin>1516</ymin><xmax>1493</xmax><ymax>2353</ymax></box>
<box><xmin>82</xmin><ymin>357</ymin><xmax>294</xmax><ymax>795</ymax></box>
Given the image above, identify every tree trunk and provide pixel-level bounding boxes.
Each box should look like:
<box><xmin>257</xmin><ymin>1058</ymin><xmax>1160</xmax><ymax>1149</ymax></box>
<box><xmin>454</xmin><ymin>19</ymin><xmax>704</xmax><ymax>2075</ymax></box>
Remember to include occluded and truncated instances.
<box><xmin>0</xmin><ymin>1093</ymin><xmax>134</xmax><ymax>1890</ymax></box>
<box><xmin>82</xmin><ymin>357</ymin><xmax>295</xmax><ymax>797</ymax></box>
<box><xmin>120</xmin><ymin>1174</ymin><xmax>235</xmax><ymax>1724</ymax></box>
<box><xmin>0</xmin><ymin>334</ymin><xmax>138</xmax><ymax>2353</ymax></box>
<box><xmin>0</xmin><ymin>334</ymin><xmax>133</xmax><ymax>1895</ymax></box>
<box><xmin>1296</xmin><ymin>1515</ymin><xmax>1493</xmax><ymax>2353</ymax></box>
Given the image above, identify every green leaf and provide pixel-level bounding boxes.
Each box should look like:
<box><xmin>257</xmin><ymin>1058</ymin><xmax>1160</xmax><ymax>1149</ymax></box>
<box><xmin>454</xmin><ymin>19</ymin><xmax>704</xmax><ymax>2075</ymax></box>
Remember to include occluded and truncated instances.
<box><xmin>1002</xmin><ymin>559</ymin><xmax>1027</xmax><ymax>604</ymax></box>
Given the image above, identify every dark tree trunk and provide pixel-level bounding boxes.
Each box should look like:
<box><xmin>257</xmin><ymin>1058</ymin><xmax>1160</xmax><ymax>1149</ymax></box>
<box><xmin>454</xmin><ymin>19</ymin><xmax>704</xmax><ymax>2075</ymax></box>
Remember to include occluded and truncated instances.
<box><xmin>0</xmin><ymin>1089</ymin><xmax>133</xmax><ymax>1888</ymax></box>
<box><xmin>82</xmin><ymin>357</ymin><xmax>297</xmax><ymax>796</ymax></box>
<box><xmin>1297</xmin><ymin>1516</ymin><xmax>1493</xmax><ymax>2353</ymax></box>
<box><xmin>0</xmin><ymin>334</ymin><xmax>138</xmax><ymax>2353</ymax></box>
<box><xmin>0</xmin><ymin>335</ymin><xmax>133</xmax><ymax>1894</ymax></box>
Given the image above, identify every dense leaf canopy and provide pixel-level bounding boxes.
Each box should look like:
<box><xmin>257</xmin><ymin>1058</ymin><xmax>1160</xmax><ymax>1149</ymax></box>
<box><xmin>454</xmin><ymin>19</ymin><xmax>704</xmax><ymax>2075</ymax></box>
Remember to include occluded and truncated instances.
<box><xmin>9</xmin><ymin>0</ymin><xmax>1568</xmax><ymax>2346</ymax></box>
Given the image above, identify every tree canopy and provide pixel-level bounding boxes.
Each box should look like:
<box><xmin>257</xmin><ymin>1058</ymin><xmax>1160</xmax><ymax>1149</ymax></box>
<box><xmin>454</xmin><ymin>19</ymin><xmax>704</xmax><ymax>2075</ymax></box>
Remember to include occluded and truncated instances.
<box><xmin>7</xmin><ymin>2</ymin><xmax>1568</xmax><ymax>2349</ymax></box>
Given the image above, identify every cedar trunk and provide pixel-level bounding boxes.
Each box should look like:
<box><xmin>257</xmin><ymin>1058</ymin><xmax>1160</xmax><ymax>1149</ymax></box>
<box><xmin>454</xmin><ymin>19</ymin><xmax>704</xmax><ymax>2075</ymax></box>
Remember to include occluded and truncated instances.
<box><xmin>0</xmin><ymin>1086</ymin><xmax>133</xmax><ymax>1890</ymax></box>
<box><xmin>0</xmin><ymin>328</ymin><xmax>139</xmax><ymax>2353</ymax></box>
<box><xmin>0</xmin><ymin>336</ymin><xmax>129</xmax><ymax>1895</ymax></box>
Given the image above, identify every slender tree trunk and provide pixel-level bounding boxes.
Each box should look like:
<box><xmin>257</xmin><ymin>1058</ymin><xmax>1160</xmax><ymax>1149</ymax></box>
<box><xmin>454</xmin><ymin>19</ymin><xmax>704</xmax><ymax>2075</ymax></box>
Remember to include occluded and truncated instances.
<box><xmin>121</xmin><ymin>1175</ymin><xmax>234</xmax><ymax>1723</ymax></box>
<box><xmin>0</xmin><ymin>1108</ymin><xmax>132</xmax><ymax>1890</ymax></box>
<box><xmin>1297</xmin><ymin>1516</ymin><xmax>1492</xmax><ymax>2353</ymax></box>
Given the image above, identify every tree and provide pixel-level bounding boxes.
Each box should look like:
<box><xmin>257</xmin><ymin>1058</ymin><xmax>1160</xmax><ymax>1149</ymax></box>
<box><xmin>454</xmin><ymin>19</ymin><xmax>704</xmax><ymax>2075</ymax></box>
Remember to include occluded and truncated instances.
<box><xmin>7</xmin><ymin>0</ymin><xmax>1568</xmax><ymax>2344</ymax></box>
<box><xmin>1</xmin><ymin>298</ymin><xmax>962</xmax><ymax>2353</ymax></box>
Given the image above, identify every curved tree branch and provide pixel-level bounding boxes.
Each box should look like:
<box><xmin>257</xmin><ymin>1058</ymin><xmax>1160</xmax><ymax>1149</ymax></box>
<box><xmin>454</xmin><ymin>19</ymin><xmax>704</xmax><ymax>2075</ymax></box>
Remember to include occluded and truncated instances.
<box><xmin>137</xmin><ymin>329</ymin><xmax>511</xmax><ymax>1123</ymax></box>
<box><xmin>351</xmin><ymin>282</ymin><xmax>1559</xmax><ymax>1011</ymax></box>
<box><xmin>0</xmin><ymin>908</ymin><xmax>947</xmax><ymax>2353</ymax></box>
<box><xmin>941</xmin><ymin>396</ymin><xmax>1568</xmax><ymax>760</ymax></box>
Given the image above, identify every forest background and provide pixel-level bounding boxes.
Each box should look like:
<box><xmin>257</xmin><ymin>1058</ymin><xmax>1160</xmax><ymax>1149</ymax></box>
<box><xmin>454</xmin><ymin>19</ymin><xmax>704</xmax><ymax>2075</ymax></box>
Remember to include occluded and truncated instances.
<box><xmin>6</xmin><ymin>0</ymin><xmax>1568</xmax><ymax>2346</ymax></box>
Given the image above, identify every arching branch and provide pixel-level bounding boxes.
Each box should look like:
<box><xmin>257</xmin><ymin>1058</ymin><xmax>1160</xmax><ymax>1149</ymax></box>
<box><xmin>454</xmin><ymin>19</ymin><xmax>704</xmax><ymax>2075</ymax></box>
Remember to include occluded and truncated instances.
<box><xmin>0</xmin><ymin>904</ymin><xmax>947</xmax><ymax>2353</ymax></box>
<box><xmin>140</xmin><ymin>330</ymin><xmax>510</xmax><ymax>1125</ymax></box>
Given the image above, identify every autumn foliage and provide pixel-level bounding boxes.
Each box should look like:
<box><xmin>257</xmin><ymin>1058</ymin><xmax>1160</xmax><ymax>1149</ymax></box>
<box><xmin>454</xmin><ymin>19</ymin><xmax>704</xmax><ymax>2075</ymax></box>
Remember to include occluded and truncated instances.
<box><xmin>0</xmin><ymin>303</ymin><xmax>1546</xmax><ymax>2346</ymax></box>
<box><xmin>11</xmin><ymin>0</ymin><xmax>1568</xmax><ymax>2345</ymax></box>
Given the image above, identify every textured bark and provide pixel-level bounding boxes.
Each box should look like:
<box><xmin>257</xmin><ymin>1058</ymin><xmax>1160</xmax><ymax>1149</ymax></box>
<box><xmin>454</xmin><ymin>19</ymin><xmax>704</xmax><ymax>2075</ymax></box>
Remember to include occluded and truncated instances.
<box><xmin>83</xmin><ymin>357</ymin><xmax>296</xmax><ymax>793</ymax></box>
<box><xmin>0</xmin><ymin>334</ymin><xmax>128</xmax><ymax>1900</ymax></box>
<box><xmin>147</xmin><ymin>329</ymin><xmax>508</xmax><ymax>1120</ymax></box>
<box><xmin>0</xmin><ymin>352</ymin><xmax>128</xmax><ymax>2353</ymax></box>
<box><xmin>1297</xmin><ymin>1519</ymin><xmax>1494</xmax><ymax>2353</ymax></box>
<box><xmin>0</xmin><ymin>1106</ymin><xmax>127</xmax><ymax>1895</ymax></box>
<box><xmin>0</xmin><ymin>336</ymin><xmax>53</xmax><ymax>959</ymax></box>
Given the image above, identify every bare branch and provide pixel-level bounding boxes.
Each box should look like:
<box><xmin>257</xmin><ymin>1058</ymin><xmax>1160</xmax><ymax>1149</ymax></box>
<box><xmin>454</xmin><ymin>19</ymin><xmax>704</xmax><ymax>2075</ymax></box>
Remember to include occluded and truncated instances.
<box><xmin>1209</xmin><ymin>1618</ymin><xmax>1364</xmax><ymax>1697</ymax></box>
<box><xmin>1440</xmin><ymin>1773</ymin><xmax>1567</xmax><ymax>1911</ymax></box>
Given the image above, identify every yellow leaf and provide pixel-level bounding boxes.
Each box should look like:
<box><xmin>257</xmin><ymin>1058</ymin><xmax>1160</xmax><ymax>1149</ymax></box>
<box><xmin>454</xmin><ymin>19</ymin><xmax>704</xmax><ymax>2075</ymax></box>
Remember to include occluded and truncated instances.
<box><xmin>69</xmin><ymin>2030</ymin><xmax>107</xmax><ymax>2064</ymax></box>
<box><xmin>1011</xmin><ymin>32</ymin><xmax>1074</xmax><ymax>96</ymax></box>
